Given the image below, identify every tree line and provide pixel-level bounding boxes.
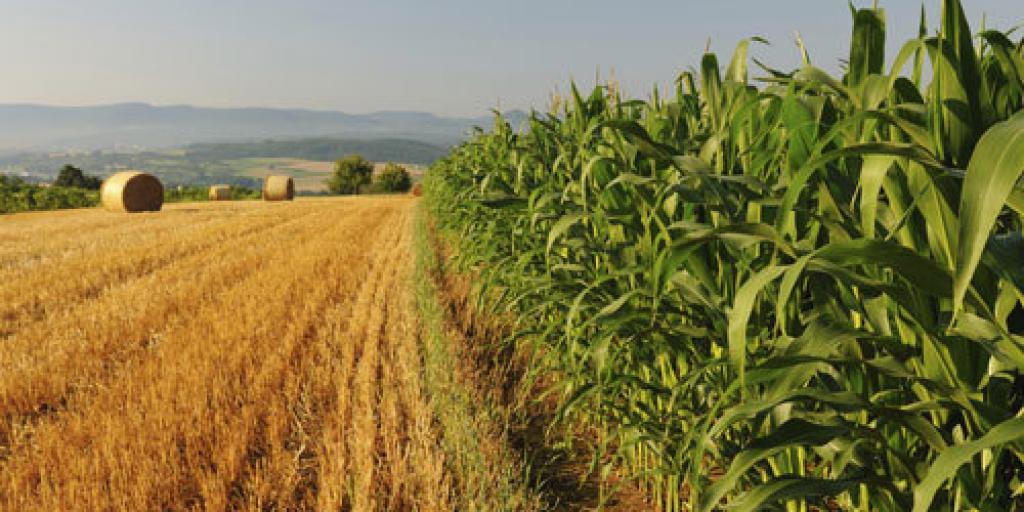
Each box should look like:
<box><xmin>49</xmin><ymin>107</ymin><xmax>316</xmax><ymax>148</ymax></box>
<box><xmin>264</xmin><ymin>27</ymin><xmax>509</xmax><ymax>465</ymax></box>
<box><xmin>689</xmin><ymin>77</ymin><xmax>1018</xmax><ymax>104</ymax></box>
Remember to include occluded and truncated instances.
<box><xmin>2</xmin><ymin>156</ymin><xmax>415</xmax><ymax>214</ymax></box>
<box><xmin>0</xmin><ymin>166</ymin><xmax>100</xmax><ymax>214</ymax></box>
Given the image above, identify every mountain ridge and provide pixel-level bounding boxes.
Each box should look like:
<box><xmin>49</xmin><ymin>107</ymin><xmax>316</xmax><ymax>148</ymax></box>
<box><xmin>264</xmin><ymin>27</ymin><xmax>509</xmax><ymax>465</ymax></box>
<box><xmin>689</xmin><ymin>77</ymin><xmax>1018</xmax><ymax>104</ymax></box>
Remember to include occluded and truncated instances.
<box><xmin>0</xmin><ymin>102</ymin><xmax>529</xmax><ymax>153</ymax></box>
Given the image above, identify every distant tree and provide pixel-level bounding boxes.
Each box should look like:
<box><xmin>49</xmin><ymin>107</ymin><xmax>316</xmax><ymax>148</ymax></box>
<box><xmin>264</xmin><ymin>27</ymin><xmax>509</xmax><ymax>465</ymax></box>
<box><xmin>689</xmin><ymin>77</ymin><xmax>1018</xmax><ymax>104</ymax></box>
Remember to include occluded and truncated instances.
<box><xmin>1</xmin><ymin>173</ymin><xmax>99</xmax><ymax>214</ymax></box>
<box><xmin>53</xmin><ymin>165</ymin><xmax>102</xmax><ymax>190</ymax></box>
<box><xmin>374</xmin><ymin>162</ymin><xmax>412</xmax><ymax>193</ymax></box>
<box><xmin>327</xmin><ymin>154</ymin><xmax>373</xmax><ymax>195</ymax></box>
<box><xmin>0</xmin><ymin>175</ymin><xmax>23</xmax><ymax>188</ymax></box>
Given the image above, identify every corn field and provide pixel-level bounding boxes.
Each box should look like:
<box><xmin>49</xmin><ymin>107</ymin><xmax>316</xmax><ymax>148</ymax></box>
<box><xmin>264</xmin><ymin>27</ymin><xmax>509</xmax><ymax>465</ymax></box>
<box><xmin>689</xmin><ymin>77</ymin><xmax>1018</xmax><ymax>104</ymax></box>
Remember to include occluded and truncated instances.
<box><xmin>425</xmin><ymin>1</ymin><xmax>1024</xmax><ymax>510</ymax></box>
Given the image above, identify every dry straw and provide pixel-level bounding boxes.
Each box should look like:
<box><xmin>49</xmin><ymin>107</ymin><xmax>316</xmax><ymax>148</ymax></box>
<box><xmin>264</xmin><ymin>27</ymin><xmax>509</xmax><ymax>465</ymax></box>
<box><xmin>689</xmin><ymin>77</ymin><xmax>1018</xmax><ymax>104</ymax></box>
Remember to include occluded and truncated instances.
<box><xmin>262</xmin><ymin>176</ymin><xmax>294</xmax><ymax>201</ymax></box>
<box><xmin>100</xmin><ymin>171</ymin><xmax>164</xmax><ymax>212</ymax></box>
<box><xmin>208</xmin><ymin>185</ymin><xmax>232</xmax><ymax>201</ymax></box>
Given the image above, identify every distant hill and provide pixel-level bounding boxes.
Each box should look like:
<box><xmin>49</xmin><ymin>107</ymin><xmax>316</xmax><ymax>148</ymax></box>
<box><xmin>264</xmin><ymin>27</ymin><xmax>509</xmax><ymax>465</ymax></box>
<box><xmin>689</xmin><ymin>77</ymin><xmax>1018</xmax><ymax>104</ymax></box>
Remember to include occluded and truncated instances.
<box><xmin>0</xmin><ymin>103</ymin><xmax>529</xmax><ymax>153</ymax></box>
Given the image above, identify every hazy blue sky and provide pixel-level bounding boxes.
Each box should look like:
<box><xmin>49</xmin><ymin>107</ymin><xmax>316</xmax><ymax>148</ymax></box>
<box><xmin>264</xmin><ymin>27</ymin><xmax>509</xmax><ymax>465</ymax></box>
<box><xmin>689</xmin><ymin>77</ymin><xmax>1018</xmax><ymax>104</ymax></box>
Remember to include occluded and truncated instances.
<box><xmin>0</xmin><ymin>1</ymin><xmax>1019</xmax><ymax>117</ymax></box>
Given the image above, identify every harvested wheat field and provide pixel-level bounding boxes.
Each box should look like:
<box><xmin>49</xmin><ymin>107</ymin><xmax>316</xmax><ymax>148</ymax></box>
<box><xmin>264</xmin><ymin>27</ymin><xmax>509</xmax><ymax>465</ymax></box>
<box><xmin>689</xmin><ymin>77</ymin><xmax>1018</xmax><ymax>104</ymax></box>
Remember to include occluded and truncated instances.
<box><xmin>0</xmin><ymin>197</ymin><xmax>464</xmax><ymax>510</ymax></box>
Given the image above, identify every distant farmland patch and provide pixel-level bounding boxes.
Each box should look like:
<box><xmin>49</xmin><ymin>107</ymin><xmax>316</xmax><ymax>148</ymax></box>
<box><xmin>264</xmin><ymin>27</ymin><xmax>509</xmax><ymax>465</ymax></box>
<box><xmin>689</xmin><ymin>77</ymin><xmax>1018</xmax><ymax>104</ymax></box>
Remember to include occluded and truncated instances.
<box><xmin>229</xmin><ymin>158</ymin><xmax>426</xmax><ymax>192</ymax></box>
<box><xmin>0</xmin><ymin>137</ymin><xmax>444</xmax><ymax>189</ymax></box>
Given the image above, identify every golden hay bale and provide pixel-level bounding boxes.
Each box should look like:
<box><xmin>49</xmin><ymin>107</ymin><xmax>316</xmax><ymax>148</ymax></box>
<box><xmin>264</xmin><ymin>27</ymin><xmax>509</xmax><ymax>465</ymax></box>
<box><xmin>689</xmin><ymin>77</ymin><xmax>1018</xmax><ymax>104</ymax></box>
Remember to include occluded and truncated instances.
<box><xmin>410</xmin><ymin>183</ymin><xmax>423</xmax><ymax>197</ymax></box>
<box><xmin>208</xmin><ymin>185</ymin><xmax>232</xmax><ymax>201</ymax></box>
<box><xmin>262</xmin><ymin>176</ymin><xmax>294</xmax><ymax>201</ymax></box>
<box><xmin>100</xmin><ymin>171</ymin><xmax>164</xmax><ymax>212</ymax></box>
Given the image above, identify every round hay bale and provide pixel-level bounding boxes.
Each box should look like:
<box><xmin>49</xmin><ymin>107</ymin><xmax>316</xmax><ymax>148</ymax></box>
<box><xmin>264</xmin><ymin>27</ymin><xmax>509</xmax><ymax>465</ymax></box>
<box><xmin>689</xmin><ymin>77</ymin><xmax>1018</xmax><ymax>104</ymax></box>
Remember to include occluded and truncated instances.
<box><xmin>100</xmin><ymin>171</ymin><xmax>164</xmax><ymax>212</ymax></box>
<box><xmin>262</xmin><ymin>176</ymin><xmax>294</xmax><ymax>201</ymax></box>
<box><xmin>208</xmin><ymin>185</ymin><xmax>232</xmax><ymax>201</ymax></box>
<box><xmin>410</xmin><ymin>183</ymin><xmax>423</xmax><ymax>197</ymax></box>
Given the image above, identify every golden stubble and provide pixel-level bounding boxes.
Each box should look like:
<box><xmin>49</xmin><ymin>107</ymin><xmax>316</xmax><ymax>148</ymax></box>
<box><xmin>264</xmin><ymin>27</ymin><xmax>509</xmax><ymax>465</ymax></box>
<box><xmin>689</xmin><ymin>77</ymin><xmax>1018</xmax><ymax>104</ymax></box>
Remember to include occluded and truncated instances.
<box><xmin>0</xmin><ymin>197</ymin><xmax>450</xmax><ymax>511</ymax></box>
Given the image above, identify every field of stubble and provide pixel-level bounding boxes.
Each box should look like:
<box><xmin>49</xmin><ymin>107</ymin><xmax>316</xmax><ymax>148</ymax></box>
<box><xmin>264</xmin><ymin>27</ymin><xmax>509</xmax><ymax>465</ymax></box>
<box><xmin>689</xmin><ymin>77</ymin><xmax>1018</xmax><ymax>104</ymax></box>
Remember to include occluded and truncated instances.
<box><xmin>0</xmin><ymin>197</ymin><xmax>452</xmax><ymax>510</ymax></box>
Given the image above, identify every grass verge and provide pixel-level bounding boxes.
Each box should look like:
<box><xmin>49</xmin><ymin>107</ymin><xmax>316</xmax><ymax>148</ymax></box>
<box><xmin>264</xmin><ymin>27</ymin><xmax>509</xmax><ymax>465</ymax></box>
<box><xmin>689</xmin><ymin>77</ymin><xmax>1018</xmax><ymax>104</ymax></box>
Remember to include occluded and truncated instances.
<box><xmin>412</xmin><ymin>204</ymin><xmax>542</xmax><ymax>511</ymax></box>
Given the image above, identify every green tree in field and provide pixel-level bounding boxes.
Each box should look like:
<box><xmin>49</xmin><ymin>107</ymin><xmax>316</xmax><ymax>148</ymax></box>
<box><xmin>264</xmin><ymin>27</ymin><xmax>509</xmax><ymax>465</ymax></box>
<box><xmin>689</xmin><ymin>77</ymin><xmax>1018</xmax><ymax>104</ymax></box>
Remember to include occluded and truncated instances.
<box><xmin>52</xmin><ymin>165</ymin><xmax>102</xmax><ymax>190</ymax></box>
<box><xmin>374</xmin><ymin>162</ymin><xmax>412</xmax><ymax>193</ymax></box>
<box><xmin>327</xmin><ymin>154</ymin><xmax>373</xmax><ymax>195</ymax></box>
<box><xmin>1</xmin><ymin>174</ymin><xmax>99</xmax><ymax>214</ymax></box>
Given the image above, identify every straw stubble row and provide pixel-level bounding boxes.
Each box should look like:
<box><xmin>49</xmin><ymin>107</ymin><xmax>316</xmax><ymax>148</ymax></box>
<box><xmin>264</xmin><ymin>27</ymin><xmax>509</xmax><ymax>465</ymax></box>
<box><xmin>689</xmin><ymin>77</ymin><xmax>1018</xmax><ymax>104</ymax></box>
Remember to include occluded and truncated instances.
<box><xmin>0</xmin><ymin>207</ymin><xmax>318</xmax><ymax>335</ymax></box>
<box><xmin>0</xmin><ymin>197</ymin><xmax>450</xmax><ymax>510</ymax></box>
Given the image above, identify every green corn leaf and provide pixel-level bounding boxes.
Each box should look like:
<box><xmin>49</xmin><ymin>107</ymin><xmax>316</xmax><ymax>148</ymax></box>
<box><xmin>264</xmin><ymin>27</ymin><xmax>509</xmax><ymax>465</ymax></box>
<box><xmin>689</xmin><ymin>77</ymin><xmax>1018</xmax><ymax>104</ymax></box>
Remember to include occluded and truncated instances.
<box><xmin>725</xmin><ymin>39</ymin><xmax>750</xmax><ymax>84</ymax></box>
<box><xmin>859</xmin><ymin>154</ymin><xmax>898</xmax><ymax>238</ymax></box>
<box><xmin>953</xmin><ymin>113</ymin><xmax>1024</xmax><ymax>315</ymax></box>
<box><xmin>702</xmin><ymin>52</ymin><xmax>724</xmax><ymax>129</ymax></box>
<box><xmin>858</xmin><ymin>73</ymin><xmax>891</xmax><ymax>111</ymax></box>
<box><xmin>601</xmin><ymin>119</ymin><xmax>678</xmax><ymax>159</ymax></box>
<box><xmin>606</xmin><ymin>173</ymin><xmax>655</xmax><ymax>189</ymax></box>
<box><xmin>983</xmin><ymin>233</ymin><xmax>1024</xmax><ymax>293</ymax></box>
<box><xmin>775</xmin><ymin>253</ymin><xmax>813</xmax><ymax>336</ymax></box>
<box><xmin>929</xmin><ymin>0</ymin><xmax>983</xmax><ymax>166</ymax></box>
<box><xmin>698</xmin><ymin>419</ymin><xmax>848</xmax><ymax>512</ymax></box>
<box><xmin>913</xmin><ymin>416</ymin><xmax>1024</xmax><ymax>512</ymax></box>
<box><xmin>728</xmin><ymin>265</ymin><xmax>788</xmax><ymax>389</ymax></box>
<box><xmin>546</xmin><ymin>213</ymin><xmax>584</xmax><ymax>256</ymax></box>
<box><xmin>980</xmin><ymin>30</ymin><xmax>1024</xmax><ymax>97</ymax></box>
<box><xmin>913</xmin><ymin>5</ymin><xmax>928</xmax><ymax>85</ymax></box>
<box><xmin>940</xmin><ymin>0</ymin><xmax>981</xmax><ymax>96</ymax></box>
<box><xmin>730</xmin><ymin>476</ymin><xmax>863</xmax><ymax>512</ymax></box>
<box><xmin>767</xmin><ymin>319</ymin><xmax>861</xmax><ymax>397</ymax></box>
<box><xmin>793</xmin><ymin>65</ymin><xmax>850</xmax><ymax>99</ymax></box>
<box><xmin>816</xmin><ymin>238</ymin><xmax>953</xmax><ymax>297</ymax></box>
<box><xmin>778</xmin><ymin>140</ymin><xmax>945</xmax><ymax>232</ymax></box>
<box><xmin>848</xmin><ymin>5</ymin><xmax>886</xmax><ymax>87</ymax></box>
<box><xmin>596</xmin><ymin>290</ymin><xmax>641</xmax><ymax>320</ymax></box>
<box><xmin>890</xmin><ymin>38</ymin><xmax>927</xmax><ymax>90</ymax></box>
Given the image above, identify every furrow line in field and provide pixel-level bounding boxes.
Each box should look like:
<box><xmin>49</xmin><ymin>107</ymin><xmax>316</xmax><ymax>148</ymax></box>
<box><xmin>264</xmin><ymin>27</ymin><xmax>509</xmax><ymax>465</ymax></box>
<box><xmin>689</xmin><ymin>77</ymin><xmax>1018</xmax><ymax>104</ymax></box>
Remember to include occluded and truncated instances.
<box><xmin>297</xmin><ymin>204</ymin><xmax>400</xmax><ymax>511</ymax></box>
<box><xmin>0</xmin><ymin>200</ymin><xmax>400</xmax><ymax>510</ymax></box>
<box><xmin>346</xmin><ymin>232</ymin><xmax>387</xmax><ymax>512</ymax></box>
<box><xmin>0</xmin><ymin>207</ymin><xmax>332</xmax><ymax>453</ymax></box>
<box><xmin>0</xmin><ymin>201</ymin><xmax>332</xmax><ymax>272</ymax></box>
<box><xmin>0</xmin><ymin>206</ymin><xmax>332</xmax><ymax>336</ymax></box>
<box><xmin>374</xmin><ymin>209</ymin><xmax>450</xmax><ymax>511</ymax></box>
<box><xmin>316</xmin><ymin>204</ymin><xmax>450</xmax><ymax>511</ymax></box>
<box><xmin>0</xmin><ymin>209</ymin><xmax>150</xmax><ymax>245</ymax></box>
<box><xmin>0</xmin><ymin>209</ymin><xmax>226</xmax><ymax>272</ymax></box>
<box><xmin>224</xmin><ymin>204</ymin><xmax>404</xmax><ymax>510</ymax></box>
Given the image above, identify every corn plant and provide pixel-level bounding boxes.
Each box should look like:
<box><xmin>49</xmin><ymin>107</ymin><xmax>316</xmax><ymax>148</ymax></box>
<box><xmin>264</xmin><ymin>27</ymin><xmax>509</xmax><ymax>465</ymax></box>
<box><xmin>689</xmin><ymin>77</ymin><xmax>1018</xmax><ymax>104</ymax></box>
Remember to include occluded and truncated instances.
<box><xmin>426</xmin><ymin>1</ymin><xmax>1024</xmax><ymax>509</ymax></box>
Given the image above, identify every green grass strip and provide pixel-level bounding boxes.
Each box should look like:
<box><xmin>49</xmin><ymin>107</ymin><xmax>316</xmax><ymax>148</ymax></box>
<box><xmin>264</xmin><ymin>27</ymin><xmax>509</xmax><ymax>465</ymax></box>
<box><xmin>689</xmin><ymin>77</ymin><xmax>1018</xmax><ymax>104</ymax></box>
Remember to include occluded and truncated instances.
<box><xmin>411</xmin><ymin>204</ymin><xmax>541</xmax><ymax>511</ymax></box>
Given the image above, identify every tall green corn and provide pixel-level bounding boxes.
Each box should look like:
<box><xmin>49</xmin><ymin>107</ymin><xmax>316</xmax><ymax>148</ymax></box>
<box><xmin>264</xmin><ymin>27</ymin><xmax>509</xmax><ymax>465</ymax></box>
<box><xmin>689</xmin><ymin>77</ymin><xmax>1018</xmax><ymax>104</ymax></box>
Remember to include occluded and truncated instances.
<box><xmin>426</xmin><ymin>1</ymin><xmax>1024</xmax><ymax>509</ymax></box>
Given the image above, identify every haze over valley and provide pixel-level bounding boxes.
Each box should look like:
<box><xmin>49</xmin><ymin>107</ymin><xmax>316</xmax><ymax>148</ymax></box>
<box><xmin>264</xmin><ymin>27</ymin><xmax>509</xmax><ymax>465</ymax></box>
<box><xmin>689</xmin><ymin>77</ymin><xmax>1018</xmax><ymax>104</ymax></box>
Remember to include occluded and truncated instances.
<box><xmin>0</xmin><ymin>103</ymin><xmax>526</xmax><ymax>187</ymax></box>
<box><xmin>0</xmin><ymin>102</ymin><xmax>527</xmax><ymax>153</ymax></box>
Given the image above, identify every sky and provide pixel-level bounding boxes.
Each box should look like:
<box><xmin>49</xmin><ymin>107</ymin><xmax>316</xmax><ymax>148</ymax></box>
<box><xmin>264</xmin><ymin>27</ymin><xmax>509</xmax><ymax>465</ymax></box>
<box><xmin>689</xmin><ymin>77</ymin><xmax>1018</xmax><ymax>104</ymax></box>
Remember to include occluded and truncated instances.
<box><xmin>0</xmin><ymin>0</ymin><xmax>1020</xmax><ymax>117</ymax></box>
